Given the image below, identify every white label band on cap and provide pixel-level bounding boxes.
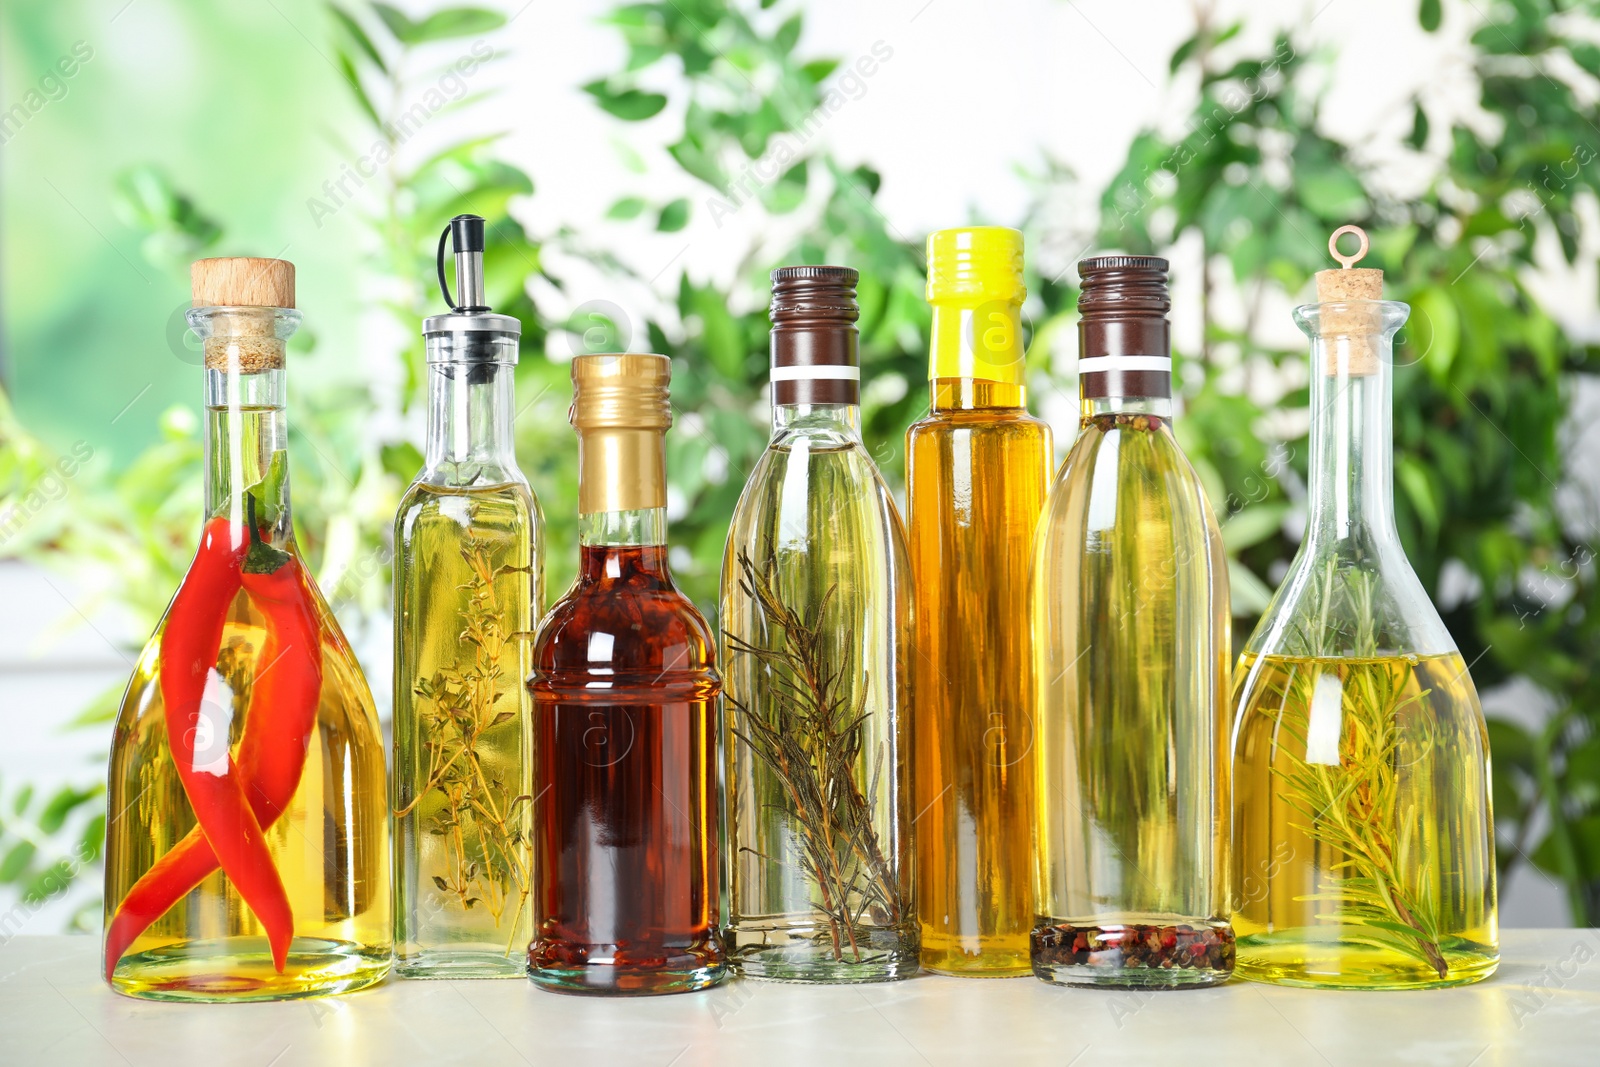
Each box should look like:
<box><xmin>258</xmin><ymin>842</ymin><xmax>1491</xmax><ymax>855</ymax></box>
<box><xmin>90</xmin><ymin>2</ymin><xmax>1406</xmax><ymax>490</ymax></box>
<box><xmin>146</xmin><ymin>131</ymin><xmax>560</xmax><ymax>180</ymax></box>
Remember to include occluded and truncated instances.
<box><xmin>1077</xmin><ymin>355</ymin><xmax>1171</xmax><ymax>373</ymax></box>
<box><xmin>770</xmin><ymin>365</ymin><xmax>861</xmax><ymax>382</ymax></box>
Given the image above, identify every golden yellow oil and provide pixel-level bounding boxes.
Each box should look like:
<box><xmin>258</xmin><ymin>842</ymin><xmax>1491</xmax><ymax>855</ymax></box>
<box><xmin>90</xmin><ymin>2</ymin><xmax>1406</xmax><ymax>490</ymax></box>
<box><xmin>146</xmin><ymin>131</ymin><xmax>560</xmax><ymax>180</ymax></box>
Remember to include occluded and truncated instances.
<box><xmin>104</xmin><ymin>563</ymin><xmax>391</xmax><ymax>1002</ymax></box>
<box><xmin>393</xmin><ymin>482</ymin><xmax>540</xmax><ymax>977</ymax></box>
<box><xmin>906</xmin><ymin>379</ymin><xmax>1051</xmax><ymax>976</ymax></box>
<box><xmin>1031</xmin><ymin>410</ymin><xmax>1232</xmax><ymax>985</ymax></box>
<box><xmin>1231</xmin><ymin>651</ymin><xmax>1498</xmax><ymax>989</ymax></box>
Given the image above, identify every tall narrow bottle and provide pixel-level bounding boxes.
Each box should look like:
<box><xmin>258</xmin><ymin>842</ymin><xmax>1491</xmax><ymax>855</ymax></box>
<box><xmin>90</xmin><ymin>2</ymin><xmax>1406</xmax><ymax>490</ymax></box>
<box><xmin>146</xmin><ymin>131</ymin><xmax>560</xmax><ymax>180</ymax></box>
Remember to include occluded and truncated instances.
<box><xmin>907</xmin><ymin>227</ymin><xmax>1052</xmax><ymax>976</ymax></box>
<box><xmin>527</xmin><ymin>354</ymin><xmax>726</xmax><ymax>995</ymax></box>
<box><xmin>393</xmin><ymin>216</ymin><xmax>544</xmax><ymax>978</ymax></box>
<box><xmin>721</xmin><ymin>266</ymin><xmax>917</xmax><ymax>983</ymax></box>
<box><xmin>1231</xmin><ymin>227</ymin><xmax>1497</xmax><ymax>989</ymax></box>
<box><xmin>1031</xmin><ymin>256</ymin><xmax>1233</xmax><ymax>987</ymax></box>
<box><xmin>104</xmin><ymin>258</ymin><xmax>390</xmax><ymax>1001</ymax></box>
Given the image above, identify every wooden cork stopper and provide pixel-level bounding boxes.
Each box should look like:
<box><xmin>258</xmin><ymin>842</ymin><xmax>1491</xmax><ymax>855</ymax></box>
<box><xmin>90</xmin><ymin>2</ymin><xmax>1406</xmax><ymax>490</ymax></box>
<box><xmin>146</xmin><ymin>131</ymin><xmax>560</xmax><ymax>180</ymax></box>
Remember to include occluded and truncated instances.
<box><xmin>191</xmin><ymin>257</ymin><xmax>294</xmax><ymax>372</ymax></box>
<box><xmin>1313</xmin><ymin>226</ymin><xmax>1382</xmax><ymax>376</ymax></box>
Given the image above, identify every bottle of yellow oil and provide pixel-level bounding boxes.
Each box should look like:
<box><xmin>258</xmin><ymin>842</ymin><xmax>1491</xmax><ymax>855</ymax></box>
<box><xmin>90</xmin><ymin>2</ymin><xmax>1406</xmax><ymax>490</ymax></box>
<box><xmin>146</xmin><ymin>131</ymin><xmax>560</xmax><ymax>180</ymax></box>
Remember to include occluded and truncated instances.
<box><xmin>392</xmin><ymin>216</ymin><xmax>544</xmax><ymax>978</ymax></box>
<box><xmin>1230</xmin><ymin>227</ymin><xmax>1497</xmax><ymax>989</ymax></box>
<box><xmin>906</xmin><ymin>227</ymin><xmax>1051</xmax><ymax>976</ymax></box>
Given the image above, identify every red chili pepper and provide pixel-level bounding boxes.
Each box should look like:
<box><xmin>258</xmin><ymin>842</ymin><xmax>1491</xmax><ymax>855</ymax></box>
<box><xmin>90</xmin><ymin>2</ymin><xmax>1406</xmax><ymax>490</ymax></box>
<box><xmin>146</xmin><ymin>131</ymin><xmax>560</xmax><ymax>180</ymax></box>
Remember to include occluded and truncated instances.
<box><xmin>103</xmin><ymin>529</ymin><xmax>323</xmax><ymax>980</ymax></box>
<box><xmin>104</xmin><ymin>508</ymin><xmax>317</xmax><ymax>980</ymax></box>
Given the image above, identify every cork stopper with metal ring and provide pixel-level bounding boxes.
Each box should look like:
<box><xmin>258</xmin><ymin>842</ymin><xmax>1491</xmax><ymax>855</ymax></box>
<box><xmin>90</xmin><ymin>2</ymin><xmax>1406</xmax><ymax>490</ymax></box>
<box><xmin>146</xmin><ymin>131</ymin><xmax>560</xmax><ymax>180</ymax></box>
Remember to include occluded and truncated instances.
<box><xmin>569</xmin><ymin>353</ymin><xmax>673</xmax><ymax>515</ymax></box>
<box><xmin>769</xmin><ymin>266</ymin><xmax>860</xmax><ymax>406</ymax></box>
<box><xmin>1314</xmin><ymin>224</ymin><xmax>1384</xmax><ymax>377</ymax></box>
<box><xmin>190</xmin><ymin>257</ymin><xmax>295</xmax><ymax>373</ymax></box>
<box><xmin>1076</xmin><ymin>255</ymin><xmax>1172</xmax><ymax>400</ymax></box>
<box><xmin>423</xmin><ymin>214</ymin><xmax>522</xmax><ymax>376</ymax></box>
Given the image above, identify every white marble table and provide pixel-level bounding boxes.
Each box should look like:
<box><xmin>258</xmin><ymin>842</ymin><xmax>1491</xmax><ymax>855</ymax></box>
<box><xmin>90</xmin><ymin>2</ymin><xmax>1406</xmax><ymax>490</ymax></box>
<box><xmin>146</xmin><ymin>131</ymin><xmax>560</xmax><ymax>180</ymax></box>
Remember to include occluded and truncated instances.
<box><xmin>1</xmin><ymin>932</ymin><xmax>1596</xmax><ymax>1066</ymax></box>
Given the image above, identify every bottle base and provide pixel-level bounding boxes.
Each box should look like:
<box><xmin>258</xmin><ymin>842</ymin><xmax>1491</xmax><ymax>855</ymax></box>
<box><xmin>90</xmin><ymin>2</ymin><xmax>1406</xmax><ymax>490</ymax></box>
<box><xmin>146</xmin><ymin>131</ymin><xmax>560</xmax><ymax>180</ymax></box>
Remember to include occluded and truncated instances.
<box><xmin>394</xmin><ymin>949</ymin><xmax>528</xmax><ymax>980</ymax></box>
<box><xmin>728</xmin><ymin>923</ymin><xmax>920</xmax><ymax>983</ymax></box>
<box><xmin>1235</xmin><ymin>930</ymin><xmax>1499</xmax><ymax>989</ymax></box>
<box><xmin>527</xmin><ymin>961</ymin><xmax>728</xmax><ymax>996</ymax></box>
<box><xmin>107</xmin><ymin>937</ymin><xmax>391</xmax><ymax>1002</ymax></box>
<box><xmin>919</xmin><ymin>948</ymin><xmax>1031</xmax><ymax>977</ymax></box>
<box><xmin>1031</xmin><ymin>920</ymin><xmax>1235</xmax><ymax>988</ymax></box>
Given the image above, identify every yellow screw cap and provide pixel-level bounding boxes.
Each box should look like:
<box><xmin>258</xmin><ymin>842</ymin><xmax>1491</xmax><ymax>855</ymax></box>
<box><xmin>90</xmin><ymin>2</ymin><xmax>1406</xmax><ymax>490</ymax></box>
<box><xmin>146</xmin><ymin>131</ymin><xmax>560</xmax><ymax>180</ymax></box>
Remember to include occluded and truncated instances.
<box><xmin>925</xmin><ymin>227</ymin><xmax>1027</xmax><ymax>383</ymax></box>
<box><xmin>926</xmin><ymin>226</ymin><xmax>1026</xmax><ymax>305</ymax></box>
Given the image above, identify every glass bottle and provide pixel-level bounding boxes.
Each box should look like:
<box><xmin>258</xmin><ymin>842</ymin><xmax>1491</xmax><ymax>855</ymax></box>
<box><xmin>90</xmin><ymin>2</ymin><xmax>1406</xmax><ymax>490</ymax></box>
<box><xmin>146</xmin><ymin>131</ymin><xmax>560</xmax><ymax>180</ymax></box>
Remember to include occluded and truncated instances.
<box><xmin>721</xmin><ymin>266</ymin><xmax>917</xmax><ymax>982</ymax></box>
<box><xmin>527</xmin><ymin>353</ymin><xmax>726</xmax><ymax>995</ymax></box>
<box><xmin>1230</xmin><ymin>227</ymin><xmax>1497</xmax><ymax>989</ymax></box>
<box><xmin>906</xmin><ymin>227</ymin><xmax>1052</xmax><ymax>976</ymax></box>
<box><xmin>1031</xmin><ymin>256</ymin><xmax>1233</xmax><ymax>987</ymax></box>
<box><xmin>393</xmin><ymin>216</ymin><xmax>544</xmax><ymax>978</ymax></box>
<box><xmin>103</xmin><ymin>257</ymin><xmax>390</xmax><ymax>1001</ymax></box>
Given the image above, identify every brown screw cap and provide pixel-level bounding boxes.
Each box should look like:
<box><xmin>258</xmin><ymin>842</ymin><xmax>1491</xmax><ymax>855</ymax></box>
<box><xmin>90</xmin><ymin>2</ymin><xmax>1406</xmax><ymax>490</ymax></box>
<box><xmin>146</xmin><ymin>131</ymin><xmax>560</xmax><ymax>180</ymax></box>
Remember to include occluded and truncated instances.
<box><xmin>769</xmin><ymin>266</ymin><xmax>860</xmax><ymax>406</ymax></box>
<box><xmin>1076</xmin><ymin>255</ymin><xmax>1171</xmax><ymax>400</ymax></box>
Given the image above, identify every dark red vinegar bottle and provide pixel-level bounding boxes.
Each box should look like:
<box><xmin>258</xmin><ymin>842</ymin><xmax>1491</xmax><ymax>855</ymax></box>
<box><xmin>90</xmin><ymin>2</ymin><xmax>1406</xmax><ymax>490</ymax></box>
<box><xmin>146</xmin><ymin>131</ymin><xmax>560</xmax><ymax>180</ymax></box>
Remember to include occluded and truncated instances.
<box><xmin>527</xmin><ymin>353</ymin><xmax>726</xmax><ymax>995</ymax></box>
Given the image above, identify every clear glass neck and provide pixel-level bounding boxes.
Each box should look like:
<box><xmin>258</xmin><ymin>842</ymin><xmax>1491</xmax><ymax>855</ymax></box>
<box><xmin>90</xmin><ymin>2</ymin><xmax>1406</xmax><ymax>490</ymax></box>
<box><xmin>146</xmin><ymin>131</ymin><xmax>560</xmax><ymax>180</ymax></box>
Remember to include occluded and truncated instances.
<box><xmin>1080</xmin><ymin>395</ymin><xmax>1173</xmax><ymax>420</ymax></box>
<box><xmin>578</xmin><ymin>508</ymin><xmax>671</xmax><ymax>583</ymax></box>
<box><xmin>580</xmin><ymin>508</ymin><xmax>667</xmax><ymax>547</ymax></box>
<box><xmin>421</xmin><ymin>361</ymin><xmax>520</xmax><ymax>487</ymax></box>
<box><xmin>1295</xmin><ymin>301</ymin><xmax>1409</xmax><ymax>551</ymax></box>
<box><xmin>771</xmin><ymin>402</ymin><xmax>861</xmax><ymax>444</ymax></box>
<box><xmin>191</xmin><ymin>306</ymin><xmax>299</xmax><ymax>538</ymax></box>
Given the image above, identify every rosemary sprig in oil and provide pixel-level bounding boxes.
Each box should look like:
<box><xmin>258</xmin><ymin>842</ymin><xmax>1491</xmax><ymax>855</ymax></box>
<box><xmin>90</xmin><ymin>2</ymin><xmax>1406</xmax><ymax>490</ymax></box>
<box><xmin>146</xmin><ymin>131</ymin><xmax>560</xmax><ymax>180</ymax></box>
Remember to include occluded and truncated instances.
<box><xmin>1273</xmin><ymin>559</ymin><xmax>1448</xmax><ymax>977</ymax></box>
<box><xmin>726</xmin><ymin>551</ymin><xmax>904</xmax><ymax>963</ymax></box>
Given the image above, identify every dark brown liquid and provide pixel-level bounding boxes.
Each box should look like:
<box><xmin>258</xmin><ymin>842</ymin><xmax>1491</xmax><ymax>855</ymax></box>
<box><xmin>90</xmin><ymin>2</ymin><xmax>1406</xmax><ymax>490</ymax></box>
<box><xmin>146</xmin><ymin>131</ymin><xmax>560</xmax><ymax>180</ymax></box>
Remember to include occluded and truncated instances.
<box><xmin>527</xmin><ymin>544</ymin><xmax>725</xmax><ymax>994</ymax></box>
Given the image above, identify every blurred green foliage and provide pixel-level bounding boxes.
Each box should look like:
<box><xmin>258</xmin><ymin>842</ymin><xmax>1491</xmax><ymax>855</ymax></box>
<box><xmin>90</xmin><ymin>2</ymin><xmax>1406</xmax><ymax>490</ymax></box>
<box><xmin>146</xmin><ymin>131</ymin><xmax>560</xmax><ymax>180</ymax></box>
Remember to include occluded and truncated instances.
<box><xmin>1</xmin><ymin>0</ymin><xmax>1598</xmax><ymax>926</ymax></box>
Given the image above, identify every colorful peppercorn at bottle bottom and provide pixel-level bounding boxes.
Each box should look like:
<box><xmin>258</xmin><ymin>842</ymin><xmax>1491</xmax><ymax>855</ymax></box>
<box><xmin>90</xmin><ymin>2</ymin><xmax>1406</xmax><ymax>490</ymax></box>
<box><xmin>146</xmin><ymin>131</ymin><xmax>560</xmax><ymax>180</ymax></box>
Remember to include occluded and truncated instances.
<box><xmin>102</xmin><ymin>259</ymin><xmax>390</xmax><ymax>1001</ymax></box>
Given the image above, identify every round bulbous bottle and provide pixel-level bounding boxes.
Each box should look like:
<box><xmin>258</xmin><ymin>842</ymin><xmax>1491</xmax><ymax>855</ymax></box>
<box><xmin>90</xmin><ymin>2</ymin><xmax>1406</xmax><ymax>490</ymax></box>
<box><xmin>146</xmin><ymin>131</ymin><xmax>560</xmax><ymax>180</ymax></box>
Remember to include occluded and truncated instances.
<box><xmin>104</xmin><ymin>259</ymin><xmax>390</xmax><ymax>1001</ymax></box>
<box><xmin>1230</xmin><ymin>280</ymin><xmax>1497</xmax><ymax>990</ymax></box>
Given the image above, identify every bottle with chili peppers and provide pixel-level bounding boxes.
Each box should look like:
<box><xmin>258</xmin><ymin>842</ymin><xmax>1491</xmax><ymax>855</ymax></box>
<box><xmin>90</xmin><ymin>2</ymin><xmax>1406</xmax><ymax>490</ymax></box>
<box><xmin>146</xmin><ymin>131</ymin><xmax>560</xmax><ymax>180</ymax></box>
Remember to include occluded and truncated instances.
<box><xmin>392</xmin><ymin>216</ymin><xmax>543</xmax><ymax>977</ymax></box>
<box><xmin>103</xmin><ymin>257</ymin><xmax>391</xmax><ymax>1001</ymax></box>
<box><xmin>527</xmin><ymin>354</ymin><xmax>727</xmax><ymax>995</ymax></box>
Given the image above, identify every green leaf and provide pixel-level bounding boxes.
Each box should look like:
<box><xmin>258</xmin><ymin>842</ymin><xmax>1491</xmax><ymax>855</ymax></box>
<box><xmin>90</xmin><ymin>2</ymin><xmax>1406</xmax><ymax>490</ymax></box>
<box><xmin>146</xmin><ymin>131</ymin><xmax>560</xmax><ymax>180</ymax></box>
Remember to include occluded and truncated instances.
<box><xmin>243</xmin><ymin>450</ymin><xmax>289</xmax><ymax>527</ymax></box>
<box><xmin>1228</xmin><ymin>558</ymin><xmax>1275</xmax><ymax>616</ymax></box>
<box><xmin>774</xmin><ymin>13</ymin><xmax>802</xmax><ymax>54</ymax></box>
<box><xmin>606</xmin><ymin>196</ymin><xmax>648</xmax><ymax>220</ymax></box>
<box><xmin>328</xmin><ymin>3</ymin><xmax>386</xmax><ymax>73</ymax></box>
<box><xmin>375</xmin><ymin>4</ymin><xmax>502</xmax><ymax>44</ymax></box>
<box><xmin>801</xmin><ymin>58</ymin><xmax>839</xmax><ymax>84</ymax></box>
<box><xmin>1169</xmin><ymin>33</ymin><xmax>1200</xmax><ymax>74</ymax></box>
<box><xmin>371</xmin><ymin>2</ymin><xmax>414</xmax><ymax>41</ymax></box>
<box><xmin>583</xmin><ymin>80</ymin><xmax>668</xmax><ymax>121</ymax></box>
<box><xmin>0</xmin><ymin>841</ymin><xmax>35</xmax><ymax>882</ymax></box>
<box><xmin>408</xmin><ymin>7</ymin><xmax>505</xmax><ymax>42</ymax></box>
<box><xmin>1419</xmin><ymin>0</ymin><xmax>1441</xmax><ymax>32</ymax></box>
<box><xmin>656</xmin><ymin>198</ymin><xmax>690</xmax><ymax>232</ymax></box>
<box><xmin>1407</xmin><ymin>103</ymin><xmax>1429</xmax><ymax>150</ymax></box>
<box><xmin>12</xmin><ymin>786</ymin><xmax>33</xmax><ymax>817</ymax></box>
<box><xmin>759</xmin><ymin>160</ymin><xmax>808</xmax><ymax>214</ymax></box>
<box><xmin>1220</xmin><ymin>504</ymin><xmax>1286</xmax><ymax>552</ymax></box>
<box><xmin>38</xmin><ymin>785</ymin><xmax>98</xmax><ymax>835</ymax></box>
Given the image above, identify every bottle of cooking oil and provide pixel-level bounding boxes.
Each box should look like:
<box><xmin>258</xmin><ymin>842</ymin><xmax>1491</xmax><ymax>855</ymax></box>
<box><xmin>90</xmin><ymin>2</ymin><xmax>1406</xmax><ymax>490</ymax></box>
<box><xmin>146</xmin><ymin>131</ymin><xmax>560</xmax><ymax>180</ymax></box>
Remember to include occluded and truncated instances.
<box><xmin>721</xmin><ymin>266</ymin><xmax>917</xmax><ymax>983</ymax></box>
<box><xmin>1031</xmin><ymin>256</ymin><xmax>1233</xmax><ymax>987</ymax></box>
<box><xmin>104</xmin><ymin>258</ymin><xmax>390</xmax><ymax>1001</ymax></box>
<box><xmin>1230</xmin><ymin>226</ymin><xmax>1497</xmax><ymax>989</ymax></box>
<box><xmin>392</xmin><ymin>215</ymin><xmax>544</xmax><ymax>978</ymax></box>
<box><xmin>906</xmin><ymin>228</ymin><xmax>1052</xmax><ymax>976</ymax></box>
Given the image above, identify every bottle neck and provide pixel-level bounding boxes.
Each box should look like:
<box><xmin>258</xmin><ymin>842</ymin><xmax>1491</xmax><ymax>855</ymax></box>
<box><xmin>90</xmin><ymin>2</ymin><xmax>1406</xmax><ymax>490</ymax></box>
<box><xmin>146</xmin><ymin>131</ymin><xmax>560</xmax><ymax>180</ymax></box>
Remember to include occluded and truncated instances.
<box><xmin>578</xmin><ymin>508</ymin><xmax>672</xmax><ymax>584</ymax></box>
<box><xmin>422</xmin><ymin>361</ymin><xmax>519</xmax><ymax>485</ymax></box>
<box><xmin>927</xmin><ymin>300</ymin><xmax>1026</xmax><ymax>412</ymax></box>
<box><xmin>1304</xmin><ymin>352</ymin><xmax>1398</xmax><ymax>548</ymax></box>
<box><xmin>770</xmin><ymin>402</ymin><xmax>861</xmax><ymax>443</ymax></box>
<box><xmin>204</xmin><ymin>367</ymin><xmax>290</xmax><ymax>531</ymax></box>
<box><xmin>1080</xmin><ymin>395</ymin><xmax>1173</xmax><ymax>421</ymax></box>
